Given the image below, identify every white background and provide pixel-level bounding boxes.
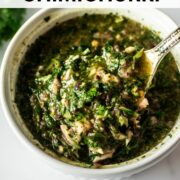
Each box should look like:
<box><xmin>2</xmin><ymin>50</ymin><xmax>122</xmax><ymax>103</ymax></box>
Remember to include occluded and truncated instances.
<box><xmin>1</xmin><ymin>0</ymin><xmax>180</xmax><ymax>8</ymax></box>
<box><xmin>0</xmin><ymin>9</ymin><xmax>180</xmax><ymax>180</ymax></box>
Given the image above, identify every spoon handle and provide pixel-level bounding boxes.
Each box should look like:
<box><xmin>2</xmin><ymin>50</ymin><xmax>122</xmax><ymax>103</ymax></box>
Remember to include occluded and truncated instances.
<box><xmin>153</xmin><ymin>27</ymin><xmax>180</xmax><ymax>60</ymax></box>
<box><xmin>144</xmin><ymin>27</ymin><xmax>180</xmax><ymax>90</ymax></box>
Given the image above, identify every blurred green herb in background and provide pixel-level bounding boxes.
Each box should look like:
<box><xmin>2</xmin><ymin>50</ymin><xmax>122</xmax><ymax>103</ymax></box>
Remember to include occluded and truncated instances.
<box><xmin>0</xmin><ymin>9</ymin><xmax>26</xmax><ymax>46</ymax></box>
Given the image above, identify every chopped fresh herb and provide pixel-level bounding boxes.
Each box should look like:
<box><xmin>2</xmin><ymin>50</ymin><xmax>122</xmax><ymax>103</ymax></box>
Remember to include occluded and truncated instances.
<box><xmin>15</xmin><ymin>13</ymin><xmax>180</xmax><ymax>167</ymax></box>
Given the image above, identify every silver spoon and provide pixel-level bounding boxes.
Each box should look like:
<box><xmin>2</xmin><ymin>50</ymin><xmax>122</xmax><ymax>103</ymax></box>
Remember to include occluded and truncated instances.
<box><xmin>140</xmin><ymin>27</ymin><xmax>180</xmax><ymax>90</ymax></box>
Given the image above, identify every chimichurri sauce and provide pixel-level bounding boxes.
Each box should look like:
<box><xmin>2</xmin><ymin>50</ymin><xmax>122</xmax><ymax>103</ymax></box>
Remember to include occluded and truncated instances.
<box><xmin>15</xmin><ymin>14</ymin><xmax>180</xmax><ymax>167</ymax></box>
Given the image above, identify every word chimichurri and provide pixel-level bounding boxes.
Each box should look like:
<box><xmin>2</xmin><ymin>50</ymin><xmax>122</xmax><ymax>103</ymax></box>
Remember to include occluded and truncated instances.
<box><xmin>16</xmin><ymin>14</ymin><xmax>180</xmax><ymax>167</ymax></box>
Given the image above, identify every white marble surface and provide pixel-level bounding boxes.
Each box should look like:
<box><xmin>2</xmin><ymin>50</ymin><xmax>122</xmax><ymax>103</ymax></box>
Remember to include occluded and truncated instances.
<box><xmin>0</xmin><ymin>9</ymin><xmax>179</xmax><ymax>180</ymax></box>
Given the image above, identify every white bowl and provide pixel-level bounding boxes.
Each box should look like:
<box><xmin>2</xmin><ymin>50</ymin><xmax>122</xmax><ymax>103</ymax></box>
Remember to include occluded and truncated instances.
<box><xmin>0</xmin><ymin>9</ymin><xmax>180</xmax><ymax>180</ymax></box>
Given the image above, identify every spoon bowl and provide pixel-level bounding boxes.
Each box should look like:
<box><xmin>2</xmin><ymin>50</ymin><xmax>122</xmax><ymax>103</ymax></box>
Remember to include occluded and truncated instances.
<box><xmin>143</xmin><ymin>27</ymin><xmax>180</xmax><ymax>90</ymax></box>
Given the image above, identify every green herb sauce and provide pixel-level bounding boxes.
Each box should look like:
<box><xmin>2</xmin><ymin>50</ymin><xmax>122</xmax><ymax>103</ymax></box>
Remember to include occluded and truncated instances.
<box><xmin>15</xmin><ymin>14</ymin><xmax>180</xmax><ymax>167</ymax></box>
